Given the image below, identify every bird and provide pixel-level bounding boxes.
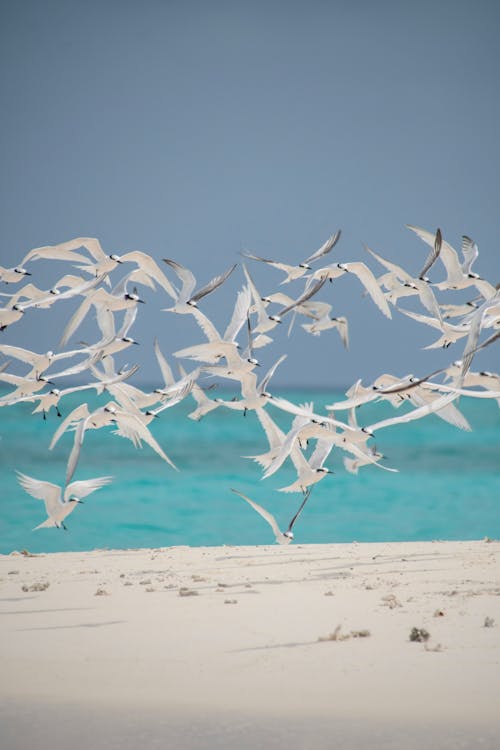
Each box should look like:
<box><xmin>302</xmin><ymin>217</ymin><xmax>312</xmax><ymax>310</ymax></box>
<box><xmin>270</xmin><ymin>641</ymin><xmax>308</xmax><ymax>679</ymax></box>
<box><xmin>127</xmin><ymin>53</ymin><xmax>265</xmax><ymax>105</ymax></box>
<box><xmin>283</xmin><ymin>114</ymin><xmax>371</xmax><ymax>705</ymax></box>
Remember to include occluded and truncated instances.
<box><xmin>363</xmin><ymin>243</ymin><xmax>441</xmax><ymax>319</ymax></box>
<box><xmin>231</xmin><ymin>488</ymin><xmax>311</xmax><ymax>544</ymax></box>
<box><xmin>59</xmin><ymin>271</ymin><xmax>145</xmax><ymax>347</ymax></box>
<box><xmin>173</xmin><ymin>285</ymin><xmax>253</xmax><ymax>368</ymax></box>
<box><xmin>0</xmin><ymin>265</ymin><xmax>31</xmax><ymax>284</ymax></box>
<box><xmin>162</xmin><ymin>258</ymin><xmax>236</xmax><ymax>313</ymax></box>
<box><xmin>406</xmin><ymin>225</ymin><xmax>495</xmax><ymax>298</ymax></box>
<box><xmin>242</xmin><ymin>230</ymin><xmax>341</xmax><ymax>284</ymax></box>
<box><xmin>16</xmin><ymin>472</ymin><xmax>112</xmax><ymax>530</ymax></box>
<box><xmin>308</xmin><ymin>260</ymin><xmax>392</xmax><ymax>318</ymax></box>
<box><xmin>49</xmin><ymin>237</ymin><xmax>179</xmax><ymax>298</ymax></box>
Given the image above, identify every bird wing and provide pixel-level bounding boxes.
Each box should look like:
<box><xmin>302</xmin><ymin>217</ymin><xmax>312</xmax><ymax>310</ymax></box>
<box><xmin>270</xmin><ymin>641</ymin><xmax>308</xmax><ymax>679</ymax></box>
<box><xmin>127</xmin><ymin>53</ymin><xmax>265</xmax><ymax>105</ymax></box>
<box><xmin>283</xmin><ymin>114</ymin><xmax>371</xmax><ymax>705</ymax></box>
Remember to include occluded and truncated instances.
<box><xmin>118</xmin><ymin>305</ymin><xmax>138</xmax><ymax>338</ymax></box>
<box><xmin>190</xmin><ymin>263</ymin><xmax>237</xmax><ymax>304</ymax></box>
<box><xmin>95</xmin><ymin>308</ymin><xmax>116</xmax><ymax>341</ymax></box>
<box><xmin>49</xmin><ymin>403</ymin><xmax>90</xmax><ymax>450</ymax></box>
<box><xmin>114</xmin><ymin>411</ymin><xmax>178</xmax><ymax>470</ymax></box>
<box><xmin>309</xmin><ymin>433</ymin><xmax>335</xmax><ymax>469</ymax></box>
<box><xmin>120</xmin><ymin>251</ymin><xmax>177</xmax><ymax>299</ymax></box>
<box><xmin>65</xmin><ymin>476</ymin><xmax>113</xmax><ymax>501</ymax></box>
<box><xmin>460</xmin><ymin>236</ymin><xmax>479</xmax><ymax>275</ymax></box>
<box><xmin>406</xmin><ymin>225</ymin><xmax>462</xmax><ymax>283</ymax></box>
<box><xmin>241</xmin><ymin>251</ymin><xmax>296</xmax><ymax>276</ymax></box>
<box><xmin>277</xmin><ymin>276</ymin><xmax>328</xmax><ymax>317</ymax></box>
<box><xmin>258</xmin><ymin>354</ymin><xmax>287</xmax><ymax>395</ymax></box>
<box><xmin>231</xmin><ymin>489</ymin><xmax>282</xmax><ymax>541</ymax></box>
<box><xmin>304</xmin><ymin>230</ymin><xmax>342</xmax><ymax>264</ymax></box>
<box><xmin>343</xmin><ymin>262</ymin><xmax>391</xmax><ymax>318</ymax></box>
<box><xmin>59</xmin><ymin>294</ymin><xmax>94</xmax><ymax>347</ymax></box>
<box><xmin>21</xmin><ymin>237</ymin><xmax>96</xmax><ymax>265</ymax></box>
<box><xmin>224</xmin><ymin>285</ymin><xmax>251</xmax><ymax>342</ymax></box>
<box><xmin>154</xmin><ymin>338</ymin><xmax>175</xmax><ymax>388</ymax></box>
<box><xmin>162</xmin><ymin>259</ymin><xmax>196</xmax><ymax>303</ymax></box>
<box><xmin>418</xmin><ymin>228</ymin><xmax>442</xmax><ymax>279</ymax></box>
<box><xmin>190</xmin><ymin>306</ymin><xmax>222</xmax><ymax>342</ymax></box>
<box><xmin>0</xmin><ymin>345</ymin><xmax>42</xmax><ymax>367</ymax></box>
<box><xmin>16</xmin><ymin>472</ymin><xmax>60</xmax><ymax>504</ymax></box>
<box><xmin>242</xmin><ymin>264</ymin><xmax>273</xmax><ymax>332</ymax></box>
<box><xmin>255</xmin><ymin>407</ymin><xmax>285</xmax><ymax>451</ymax></box>
<box><xmin>287</xmin><ymin>489</ymin><xmax>312</xmax><ymax>533</ymax></box>
<box><xmin>366</xmin><ymin>392</ymin><xmax>459</xmax><ymax>434</ymax></box>
<box><xmin>398</xmin><ymin>308</ymin><xmax>444</xmax><ymax>331</ymax></box>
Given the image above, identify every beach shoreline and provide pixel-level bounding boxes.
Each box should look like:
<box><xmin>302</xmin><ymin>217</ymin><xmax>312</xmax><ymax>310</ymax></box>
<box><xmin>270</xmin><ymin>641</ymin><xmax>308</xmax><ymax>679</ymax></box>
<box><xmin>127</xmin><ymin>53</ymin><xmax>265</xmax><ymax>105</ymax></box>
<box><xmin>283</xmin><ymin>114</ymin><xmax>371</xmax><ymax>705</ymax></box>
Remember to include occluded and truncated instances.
<box><xmin>1</xmin><ymin>540</ymin><xmax>499</xmax><ymax>748</ymax></box>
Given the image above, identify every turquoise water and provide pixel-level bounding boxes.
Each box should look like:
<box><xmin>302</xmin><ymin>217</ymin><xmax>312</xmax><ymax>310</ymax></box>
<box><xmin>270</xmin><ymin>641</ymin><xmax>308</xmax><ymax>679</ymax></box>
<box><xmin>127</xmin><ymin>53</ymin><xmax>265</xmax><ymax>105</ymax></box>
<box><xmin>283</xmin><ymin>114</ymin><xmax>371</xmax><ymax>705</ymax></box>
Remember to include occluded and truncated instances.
<box><xmin>0</xmin><ymin>389</ymin><xmax>499</xmax><ymax>554</ymax></box>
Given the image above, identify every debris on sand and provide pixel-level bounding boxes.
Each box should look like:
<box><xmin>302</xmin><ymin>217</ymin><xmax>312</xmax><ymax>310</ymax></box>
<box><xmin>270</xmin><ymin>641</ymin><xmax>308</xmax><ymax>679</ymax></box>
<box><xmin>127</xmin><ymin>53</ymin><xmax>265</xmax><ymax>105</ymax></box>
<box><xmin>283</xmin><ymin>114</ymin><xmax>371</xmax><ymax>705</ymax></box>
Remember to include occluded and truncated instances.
<box><xmin>409</xmin><ymin>627</ymin><xmax>430</xmax><ymax>642</ymax></box>
<box><xmin>318</xmin><ymin>625</ymin><xmax>371</xmax><ymax>642</ymax></box>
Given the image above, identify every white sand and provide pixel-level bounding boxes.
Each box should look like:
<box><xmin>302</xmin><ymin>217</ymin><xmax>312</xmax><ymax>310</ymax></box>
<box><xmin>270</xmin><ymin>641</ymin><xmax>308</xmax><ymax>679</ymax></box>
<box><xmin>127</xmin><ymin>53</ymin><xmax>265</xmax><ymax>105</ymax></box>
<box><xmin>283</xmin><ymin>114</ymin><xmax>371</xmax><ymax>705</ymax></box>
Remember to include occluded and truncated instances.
<box><xmin>1</xmin><ymin>540</ymin><xmax>499</xmax><ymax>749</ymax></box>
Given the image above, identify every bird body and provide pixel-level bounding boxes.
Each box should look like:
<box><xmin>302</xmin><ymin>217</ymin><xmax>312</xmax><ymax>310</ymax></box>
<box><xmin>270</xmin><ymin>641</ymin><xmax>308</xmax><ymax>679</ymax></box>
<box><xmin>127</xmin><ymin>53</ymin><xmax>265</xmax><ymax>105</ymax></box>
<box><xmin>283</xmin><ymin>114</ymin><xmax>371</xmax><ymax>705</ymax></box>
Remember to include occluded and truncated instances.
<box><xmin>17</xmin><ymin>472</ymin><xmax>112</xmax><ymax>530</ymax></box>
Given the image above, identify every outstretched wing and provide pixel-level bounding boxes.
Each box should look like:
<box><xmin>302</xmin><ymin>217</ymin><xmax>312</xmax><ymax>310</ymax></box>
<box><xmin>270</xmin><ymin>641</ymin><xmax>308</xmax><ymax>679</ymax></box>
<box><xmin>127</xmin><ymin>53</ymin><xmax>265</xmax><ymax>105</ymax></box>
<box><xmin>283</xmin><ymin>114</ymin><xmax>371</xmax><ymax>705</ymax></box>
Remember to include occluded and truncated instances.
<box><xmin>65</xmin><ymin>476</ymin><xmax>113</xmax><ymax>501</ymax></box>
<box><xmin>231</xmin><ymin>488</ymin><xmax>282</xmax><ymax>541</ymax></box>
<box><xmin>304</xmin><ymin>230</ymin><xmax>341</xmax><ymax>264</ymax></box>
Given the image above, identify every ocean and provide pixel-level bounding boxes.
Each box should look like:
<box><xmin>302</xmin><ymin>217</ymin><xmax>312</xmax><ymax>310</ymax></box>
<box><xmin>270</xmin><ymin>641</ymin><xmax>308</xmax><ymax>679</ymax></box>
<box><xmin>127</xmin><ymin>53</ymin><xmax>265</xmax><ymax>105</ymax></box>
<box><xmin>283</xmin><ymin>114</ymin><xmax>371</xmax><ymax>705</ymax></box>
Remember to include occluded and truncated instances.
<box><xmin>0</xmin><ymin>389</ymin><xmax>499</xmax><ymax>554</ymax></box>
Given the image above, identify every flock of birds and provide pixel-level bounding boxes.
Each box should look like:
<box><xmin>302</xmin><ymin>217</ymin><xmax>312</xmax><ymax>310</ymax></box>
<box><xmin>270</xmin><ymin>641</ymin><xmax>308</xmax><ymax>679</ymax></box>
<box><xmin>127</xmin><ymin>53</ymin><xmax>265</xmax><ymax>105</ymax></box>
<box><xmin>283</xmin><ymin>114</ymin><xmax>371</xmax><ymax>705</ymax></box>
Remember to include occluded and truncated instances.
<box><xmin>1</xmin><ymin>226</ymin><xmax>499</xmax><ymax>542</ymax></box>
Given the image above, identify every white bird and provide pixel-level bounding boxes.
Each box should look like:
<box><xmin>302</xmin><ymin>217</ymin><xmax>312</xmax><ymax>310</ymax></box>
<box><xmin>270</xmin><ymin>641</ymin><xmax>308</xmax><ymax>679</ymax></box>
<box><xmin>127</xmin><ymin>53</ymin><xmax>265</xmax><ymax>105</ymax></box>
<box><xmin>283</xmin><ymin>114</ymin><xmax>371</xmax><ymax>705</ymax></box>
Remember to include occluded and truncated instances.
<box><xmin>162</xmin><ymin>258</ymin><xmax>236</xmax><ymax>313</ymax></box>
<box><xmin>0</xmin><ymin>304</ymin><xmax>25</xmax><ymax>331</ymax></box>
<box><xmin>242</xmin><ymin>230</ymin><xmax>341</xmax><ymax>284</ymax></box>
<box><xmin>214</xmin><ymin>354</ymin><xmax>286</xmax><ymax>413</ymax></box>
<box><xmin>301</xmin><ymin>310</ymin><xmax>349</xmax><ymax>347</ymax></box>
<box><xmin>406</xmin><ymin>225</ymin><xmax>495</xmax><ymax>298</ymax></box>
<box><xmin>0</xmin><ymin>265</ymin><xmax>31</xmax><ymax>284</ymax></box>
<box><xmin>51</xmin><ymin>238</ymin><xmax>178</xmax><ymax>298</ymax></box>
<box><xmin>231</xmin><ymin>488</ymin><xmax>311</xmax><ymax>544</ymax></box>
<box><xmin>16</xmin><ymin>472</ymin><xmax>112</xmax><ymax>530</ymax></box>
<box><xmin>59</xmin><ymin>272</ymin><xmax>145</xmax><ymax>347</ymax></box>
<box><xmin>363</xmin><ymin>244</ymin><xmax>441</xmax><ymax>319</ymax></box>
<box><xmin>174</xmin><ymin>285</ymin><xmax>253</xmax><ymax>369</ymax></box>
<box><xmin>398</xmin><ymin>308</ymin><xmax>471</xmax><ymax>349</ymax></box>
<box><xmin>277</xmin><ymin>433</ymin><xmax>335</xmax><ymax>494</ymax></box>
<box><xmin>0</xmin><ymin>343</ymin><xmax>95</xmax><ymax>379</ymax></box>
<box><xmin>309</xmin><ymin>261</ymin><xmax>392</xmax><ymax>318</ymax></box>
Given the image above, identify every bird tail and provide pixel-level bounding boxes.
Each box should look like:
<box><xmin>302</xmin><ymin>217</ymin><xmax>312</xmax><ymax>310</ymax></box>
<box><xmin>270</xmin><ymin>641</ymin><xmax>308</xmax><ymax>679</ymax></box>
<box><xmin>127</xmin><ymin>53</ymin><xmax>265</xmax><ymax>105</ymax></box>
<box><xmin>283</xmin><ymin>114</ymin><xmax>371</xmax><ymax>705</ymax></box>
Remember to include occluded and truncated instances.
<box><xmin>33</xmin><ymin>518</ymin><xmax>58</xmax><ymax>530</ymax></box>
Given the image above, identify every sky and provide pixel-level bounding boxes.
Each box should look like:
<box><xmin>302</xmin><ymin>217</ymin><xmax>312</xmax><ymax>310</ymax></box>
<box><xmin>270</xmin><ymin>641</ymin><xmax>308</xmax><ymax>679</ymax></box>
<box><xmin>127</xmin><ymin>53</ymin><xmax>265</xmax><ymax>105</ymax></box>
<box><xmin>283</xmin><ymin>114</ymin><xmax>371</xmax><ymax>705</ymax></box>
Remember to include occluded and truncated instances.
<box><xmin>0</xmin><ymin>0</ymin><xmax>498</xmax><ymax>388</ymax></box>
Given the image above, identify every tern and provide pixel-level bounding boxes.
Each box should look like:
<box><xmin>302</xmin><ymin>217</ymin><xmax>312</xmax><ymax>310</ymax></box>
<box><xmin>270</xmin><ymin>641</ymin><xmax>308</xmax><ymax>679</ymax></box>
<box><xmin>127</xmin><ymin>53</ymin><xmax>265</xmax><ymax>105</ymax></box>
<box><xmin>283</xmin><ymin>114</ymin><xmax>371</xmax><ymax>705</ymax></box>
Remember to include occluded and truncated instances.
<box><xmin>44</xmin><ymin>237</ymin><xmax>179</xmax><ymax>298</ymax></box>
<box><xmin>60</xmin><ymin>272</ymin><xmax>145</xmax><ymax>347</ymax></box>
<box><xmin>163</xmin><ymin>258</ymin><xmax>236</xmax><ymax>313</ymax></box>
<box><xmin>308</xmin><ymin>260</ymin><xmax>392</xmax><ymax>318</ymax></box>
<box><xmin>363</xmin><ymin>244</ymin><xmax>441</xmax><ymax>319</ymax></box>
<box><xmin>0</xmin><ymin>265</ymin><xmax>31</xmax><ymax>284</ymax></box>
<box><xmin>174</xmin><ymin>285</ymin><xmax>252</xmax><ymax>368</ymax></box>
<box><xmin>242</xmin><ymin>230</ymin><xmax>341</xmax><ymax>284</ymax></box>
<box><xmin>232</xmin><ymin>488</ymin><xmax>311</xmax><ymax>544</ymax></box>
<box><xmin>407</xmin><ymin>225</ymin><xmax>495</xmax><ymax>298</ymax></box>
<box><xmin>16</xmin><ymin>472</ymin><xmax>112</xmax><ymax>530</ymax></box>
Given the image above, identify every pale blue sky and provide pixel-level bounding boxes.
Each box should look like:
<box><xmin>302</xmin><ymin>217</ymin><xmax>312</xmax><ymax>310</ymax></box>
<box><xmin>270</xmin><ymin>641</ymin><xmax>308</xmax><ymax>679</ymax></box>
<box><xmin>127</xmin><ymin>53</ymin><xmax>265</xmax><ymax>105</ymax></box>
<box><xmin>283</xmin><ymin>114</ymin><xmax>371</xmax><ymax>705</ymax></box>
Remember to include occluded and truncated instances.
<box><xmin>0</xmin><ymin>0</ymin><xmax>498</xmax><ymax>387</ymax></box>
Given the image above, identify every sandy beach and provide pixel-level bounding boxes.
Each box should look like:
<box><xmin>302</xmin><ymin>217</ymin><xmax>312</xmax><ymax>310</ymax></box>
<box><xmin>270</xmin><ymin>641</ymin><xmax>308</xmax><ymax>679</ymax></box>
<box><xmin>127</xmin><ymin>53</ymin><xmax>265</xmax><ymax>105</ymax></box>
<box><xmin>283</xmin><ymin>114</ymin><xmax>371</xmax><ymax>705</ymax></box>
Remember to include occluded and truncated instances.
<box><xmin>1</xmin><ymin>539</ymin><xmax>499</xmax><ymax>749</ymax></box>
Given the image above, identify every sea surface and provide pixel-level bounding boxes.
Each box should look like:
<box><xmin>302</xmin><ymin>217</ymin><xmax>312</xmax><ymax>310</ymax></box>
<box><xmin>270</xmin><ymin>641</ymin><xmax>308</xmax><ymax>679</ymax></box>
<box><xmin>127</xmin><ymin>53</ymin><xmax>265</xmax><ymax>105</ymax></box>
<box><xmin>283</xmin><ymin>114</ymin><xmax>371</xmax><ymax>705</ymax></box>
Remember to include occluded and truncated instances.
<box><xmin>0</xmin><ymin>389</ymin><xmax>499</xmax><ymax>554</ymax></box>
